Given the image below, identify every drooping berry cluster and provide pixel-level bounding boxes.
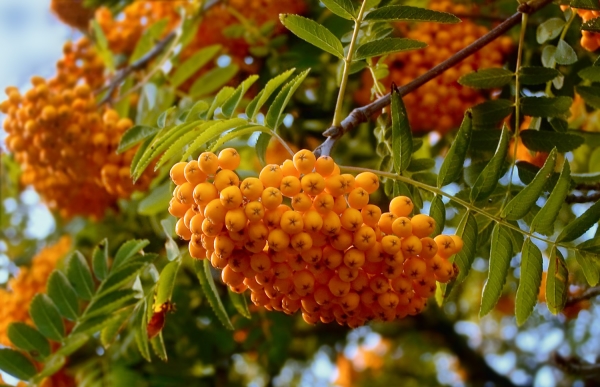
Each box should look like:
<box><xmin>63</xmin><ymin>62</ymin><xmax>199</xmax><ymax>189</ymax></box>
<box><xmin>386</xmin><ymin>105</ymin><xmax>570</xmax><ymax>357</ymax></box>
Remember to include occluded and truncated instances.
<box><xmin>0</xmin><ymin>38</ymin><xmax>152</xmax><ymax>219</ymax></box>
<box><xmin>170</xmin><ymin>148</ymin><xmax>463</xmax><ymax>327</ymax></box>
<box><xmin>355</xmin><ymin>0</ymin><xmax>513</xmax><ymax>134</ymax></box>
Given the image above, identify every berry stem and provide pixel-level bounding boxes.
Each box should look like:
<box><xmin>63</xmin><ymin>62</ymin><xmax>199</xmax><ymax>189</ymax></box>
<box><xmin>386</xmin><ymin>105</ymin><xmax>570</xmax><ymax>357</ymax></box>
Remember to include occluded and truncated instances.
<box><xmin>315</xmin><ymin>0</ymin><xmax>555</xmax><ymax>157</ymax></box>
<box><xmin>501</xmin><ymin>12</ymin><xmax>528</xmax><ymax>213</ymax></box>
<box><xmin>331</xmin><ymin>0</ymin><xmax>369</xmax><ymax>128</ymax></box>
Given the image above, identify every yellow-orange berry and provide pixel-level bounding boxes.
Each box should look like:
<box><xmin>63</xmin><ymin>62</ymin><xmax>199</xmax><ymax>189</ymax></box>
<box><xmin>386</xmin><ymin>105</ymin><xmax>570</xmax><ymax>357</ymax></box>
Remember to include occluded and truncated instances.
<box><xmin>347</xmin><ymin>187</ymin><xmax>369</xmax><ymax>209</ymax></box>
<box><xmin>198</xmin><ymin>151</ymin><xmax>219</xmax><ymax>175</ymax></box>
<box><xmin>262</xmin><ymin>187</ymin><xmax>283</xmax><ymax>210</ymax></box>
<box><xmin>280</xmin><ymin>175</ymin><xmax>301</xmax><ymax>197</ymax></box>
<box><xmin>220</xmin><ymin>185</ymin><xmax>243</xmax><ymax>210</ymax></box>
<box><xmin>355</xmin><ymin>172</ymin><xmax>380</xmax><ymax>194</ymax></box>
<box><xmin>389</xmin><ymin>196</ymin><xmax>414</xmax><ymax>217</ymax></box>
<box><xmin>314</xmin><ymin>156</ymin><xmax>335</xmax><ymax>177</ymax></box>
<box><xmin>392</xmin><ymin>217</ymin><xmax>412</xmax><ymax>238</ymax></box>
<box><xmin>218</xmin><ymin>147</ymin><xmax>241</xmax><ymax>170</ymax></box>
<box><xmin>411</xmin><ymin>214</ymin><xmax>436</xmax><ymax>238</ymax></box>
<box><xmin>293</xmin><ymin>149</ymin><xmax>316</xmax><ymax>174</ymax></box>
<box><xmin>240</xmin><ymin>177</ymin><xmax>264</xmax><ymax>201</ymax></box>
<box><xmin>213</xmin><ymin>169</ymin><xmax>240</xmax><ymax>192</ymax></box>
<box><xmin>193</xmin><ymin>182</ymin><xmax>219</xmax><ymax>206</ymax></box>
<box><xmin>259</xmin><ymin>164</ymin><xmax>284</xmax><ymax>188</ymax></box>
<box><xmin>170</xmin><ymin>162</ymin><xmax>188</xmax><ymax>185</ymax></box>
<box><xmin>184</xmin><ymin>160</ymin><xmax>207</xmax><ymax>185</ymax></box>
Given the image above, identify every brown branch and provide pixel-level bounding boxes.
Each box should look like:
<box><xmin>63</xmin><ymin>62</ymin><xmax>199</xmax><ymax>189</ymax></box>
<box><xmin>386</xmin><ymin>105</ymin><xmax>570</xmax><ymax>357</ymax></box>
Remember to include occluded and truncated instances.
<box><xmin>97</xmin><ymin>31</ymin><xmax>177</xmax><ymax>106</ymax></box>
<box><xmin>566</xmin><ymin>192</ymin><xmax>600</xmax><ymax>204</ymax></box>
<box><xmin>551</xmin><ymin>352</ymin><xmax>600</xmax><ymax>379</ymax></box>
<box><xmin>566</xmin><ymin>286</ymin><xmax>600</xmax><ymax>307</ymax></box>
<box><xmin>576</xmin><ymin>182</ymin><xmax>600</xmax><ymax>191</ymax></box>
<box><xmin>314</xmin><ymin>0</ymin><xmax>555</xmax><ymax>157</ymax></box>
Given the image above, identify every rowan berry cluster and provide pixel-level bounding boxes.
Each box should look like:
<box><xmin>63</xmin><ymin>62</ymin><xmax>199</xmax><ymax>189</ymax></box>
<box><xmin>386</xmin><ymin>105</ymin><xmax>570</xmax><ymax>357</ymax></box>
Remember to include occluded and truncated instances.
<box><xmin>561</xmin><ymin>5</ymin><xmax>600</xmax><ymax>51</ymax></box>
<box><xmin>170</xmin><ymin>148</ymin><xmax>463</xmax><ymax>327</ymax></box>
<box><xmin>0</xmin><ymin>38</ymin><xmax>152</xmax><ymax>219</ymax></box>
<box><xmin>0</xmin><ymin>237</ymin><xmax>71</xmax><ymax>346</ymax></box>
<box><xmin>355</xmin><ymin>0</ymin><xmax>513</xmax><ymax>134</ymax></box>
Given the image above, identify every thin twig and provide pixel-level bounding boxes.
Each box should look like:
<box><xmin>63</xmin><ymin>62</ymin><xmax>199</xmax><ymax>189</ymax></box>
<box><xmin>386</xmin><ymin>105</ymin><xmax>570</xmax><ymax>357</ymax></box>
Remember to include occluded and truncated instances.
<box><xmin>552</xmin><ymin>352</ymin><xmax>600</xmax><ymax>378</ymax></box>
<box><xmin>97</xmin><ymin>31</ymin><xmax>177</xmax><ymax>106</ymax></box>
<box><xmin>314</xmin><ymin>0</ymin><xmax>555</xmax><ymax>157</ymax></box>
<box><xmin>565</xmin><ymin>286</ymin><xmax>600</xmax><ymax>307</ymax></box>
<box><xmin>566</xmin><ymin>192</ymin><xmax>600</xmax><ymax>204</ymax></box>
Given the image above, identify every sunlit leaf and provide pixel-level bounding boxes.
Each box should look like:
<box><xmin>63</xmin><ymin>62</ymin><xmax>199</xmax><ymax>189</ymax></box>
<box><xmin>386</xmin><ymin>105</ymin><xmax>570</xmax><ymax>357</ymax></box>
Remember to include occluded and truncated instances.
<box><xmin>556</xmin><ymin>198</ymin><xmax>600</xmax><ymax>242</ymax></box>
<box><xmin>438</xmin><ymin>112</ymin><xmax>472</xmax><ymax>187</ymax></box>
<box><xmin>515</xmin><ymin>238</ymin><xmax>543</xmax><ymax>326</ymax></box>
<box><xmin>391</xmin><ymin>86</ymin><xmax>413</xmax><ymax>173</ymax></box>
<box><xmin>30</xmin><ymin>294</ymin><xmax>65</xmax><ymax>341</ymax></box>
<box><xmin>228</xmin><ymin>289</ymin><xmax>251</xmax><ymax>319</ymax></box>
<box><xmin>67</xmin><ymin>251</ymin><xmax>95</xmax><ymax>301</ymax></box>
<box><xmin>0</xmin><ymin>348</ymin><xmax>37</xmax><ymax>381</ymax></box>
<box><xmin>546</xmin><ymin>248</ymin><xmax>568</xmax><ymax>314</ymax></box>
<box><xmin>194</xmin><ymin>260</ymin><xmax>234</xmax><ymax>330</ymax></box>
<box><xmin>47</xmin><ymin>271</ymin><xmax>79</xmax><ymax>321</ymax></box>
<box><xmin>354</xmin><ymin>38</ymin><xmax>426</xmax><ymax>60</ymax></box>
<box><xmin>8</xmin><ymin>323</ymin><xmax>50</xmax><ymax>359</ymax></box>
<box><xmin>364</xmin><ymin>5</ymin><xmax>460</xmax><ymax>23</ymax></box>
<box><xmin>170</xmin><ymin>44</ymin><xmax>221</xmax><ymax>88</ymax></box>
<box><xmin>265</xmin><ymin>69</ymin><xmax>310</xmax><ymax>130</ymax></box>
<box><xmin>480</xmin><ymin>224</ymin><xmax>514</xmax><ymax>317</ymax></box>
<box><xmin>471</xmin><ymin>127</ymin><xmax>510</xmax><ymax>202</ymax></box>
<box><xmin>246</xmin><ymin>69</ymin><xmax>296</xmax><ymax>120</ymax></box>
<box><xmin>279</xmin><ymin>14</ymin><xmax>344</xmax><ymax>58</ymax></box>
<box><xmin>458</xmin><ymin>68</ymin><xmax>514</xmax><ymax>89</ymax></box>
<box><xmin>530</xmin><ymin>161</ymin><xmax>570</xmax><ymax>236</ymax></box>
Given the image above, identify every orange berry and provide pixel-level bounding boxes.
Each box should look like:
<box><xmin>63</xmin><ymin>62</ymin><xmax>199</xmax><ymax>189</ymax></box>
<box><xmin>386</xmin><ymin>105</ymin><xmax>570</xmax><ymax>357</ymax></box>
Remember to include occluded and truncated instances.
<box><xmin>176</xmin><ymin>218</ymin><xmax>192</xmax><ymax>240</ymax></box>
<box><xmin>184</xmin><ymin>160</ymin><xmax>207</xmax><ymax>185</ymax></box>
<box><xmin>355</xmin><ymin>172</ymin><xmax>380</xmax><ymax>194</ymax></box>
<box><xmin>293</xmin><ymin>149</ymin><xmax>316</xmax><ymax>174</ymax></box>
<box><xmin>259</xmin><ymin>164</ymin><xmax>284</xmax><ymax>188</ymax></box>
<box><xmin>347</xmin><ymin>187</ymin><xmax>369</xmax><ymax>209</ymax></box>
<box><xmin>213</xmin><ymin>169</ymin><xmax>240</xmax><ymax>192</ymax></box>
<box><xmin>240</xmin><ymin>177</ymin><xmax>264</xmax><ymax>201</ymax></box>
<box><xmin>220</xmin><ymin>186</ymin><xmax>243</xmax><ymax>210</ymax></box>
<box><xmin>217</xmin><ymin>147</ymin><xmax>241</xmax><ymax>170</ymax></box>
<box><xmin>389</xmin><ymin>196</ymin><xmax>414</xmax><ymax>217</ymax></box>
<box><xmin>198</xmin><ymin>152</ymin><xmax>219</xmax><ymax>175</ymax></box>
<box><xmin>170</xmin><ymin>162</ymin><xmax>188</xmax><ymax>185</ymax></box>
<box><xmin>411</xmin><ymin>214</ymin><xmax>436</xmax><ymax>238</ymax></box>
<box><xmin>314</xmin><ymin>156</ymin><xmax>335</xmax><ymax>177</ymax></box>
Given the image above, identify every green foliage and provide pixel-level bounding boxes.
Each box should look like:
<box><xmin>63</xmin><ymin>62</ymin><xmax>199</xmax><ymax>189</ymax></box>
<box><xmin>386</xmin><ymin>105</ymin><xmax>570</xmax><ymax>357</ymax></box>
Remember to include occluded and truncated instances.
<box><xmin>438</xmin><ymin>112</ymin><xmax>472</xmax><ymax>187</ymax></box>
<box><xmin>195</xmin><ymin>260</ymin><xmax>234</xmax><ymax>330</ymax></box>
<box><xmin>470</xmin><ymin>127</ymin><xmax>510</xmax><ymax>203</ymax></box>
<box><xmin>391</xmin><ymin>87</ymin><xmax>413</xmax><ymax>174</ymax></box>
<box><xmin>321</xmin><ymin>0</ymin><xmax>356</xmax><ymax>20</ymax></box>
<box><xmin>480</xmin><ymin>224</ymin><xmax>515</xmax><ymax>317</ymax></box>
<box><xmin>458</xmin><ymin>68</ymin><xmax>514</xmax><ymax>89</ymax></box>
<box><xmin>363</xmin><ymin>5</ymin><xmax>460</xmax><ymax>23</ymax></box>
<box><xmin>354</xmin><ymin>38</ymin><xmax>426</xmax><ymax>60</ymax></box>
<box><xmin>280</xmin><ymin>14</ymin><xmax>344</xmax><ymax>58</ymax></box>
<box><xmin>546</xmin><ymin>248</ymin><xmax>568</xmax><ymax>314</ymax></box>
<box><xmin>515</xmin><ymin>238</ymin><xmax>543</xmax><ymax>326</ymax></box>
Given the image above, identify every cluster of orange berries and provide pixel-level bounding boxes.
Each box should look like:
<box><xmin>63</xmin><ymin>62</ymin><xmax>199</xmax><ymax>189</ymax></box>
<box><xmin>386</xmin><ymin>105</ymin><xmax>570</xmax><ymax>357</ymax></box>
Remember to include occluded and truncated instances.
<box><xmin>1</xmin><ymin>38</ymin><xmax>153</xmax><ymax>219</ymax></box>
<box><xmin>560</xmin><ymin>4</ymin><xmax>600</xmax><ymax>51</ymax></box>
<box><xmin>169</xmin><ymin>149</ymin><xmax>463</xmax><ymax>327</ymax></box>
<box><xmin>0</xmin><ymin>237</ymin><xmax>71</xmax><ymax>346</ymax></box>
<box><xmin>355</xmin><ymin>0</ymin><xmax>513</xmax><ymax>134</ymax></box>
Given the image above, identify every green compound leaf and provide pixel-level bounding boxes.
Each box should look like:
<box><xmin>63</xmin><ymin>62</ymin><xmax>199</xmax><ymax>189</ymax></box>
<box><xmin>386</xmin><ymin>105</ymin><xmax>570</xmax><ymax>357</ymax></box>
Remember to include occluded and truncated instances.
<box><xmin>66</xmin><ymin>251</ymin><xmax>95</xmax><ymax>301</ymax></box>
<box><xmin>438</xmin><ymin>111</ymin><xmax>472</xmax><ymax>187</ymax></box>
<box><xmin>530</xmin><ymin>161</ymin><xmax>571</xmax><ymax>236</ymax></box>
<box><xmin>520</xmin><ymin>96</ymin><xmax>572</xmax><ymax>118</ymax></box>
<box><xmin>518</xmin><ymin>66</ymin><xmax>561</xmax><ymax>85</ymax></box>
<box><xmin>445</xmin><ymin>211</ymin><xmax>478</xmax><ymax>299</ymax></box>
<box><xmin>117</xmin><ymin>125</ymin><xmax>160</xmax><ymax>154</ymax></box>
<box><xmin>556</xmin><ymin>197</ymin><xmax>600</xmax><ymax>242</ymax></box>
<box><xmin>8</xmin><ymin>323</ymin><xmax>51</xmax><ymax>359</ymax></box>
<box><xmin>429</xmin><ymin>195</ymin><xmax>445</xmax><ymax>237</ymax></box>
<box><xmin>92</xmin><ymin>238</ymin><xmax>109</xmax><ymax>281</ymax></box>
<box><xmin>279</xmin><ymin>14</ymin><xmax>344</xmax><ymax>58</ymax></box>
<box><xmin>364</xmin><ymin>5</ymin><xmax>460</xmax><ymax>23</ymax></box>
<box><xmin>321</xmin><ymin>0</ymin><xmax>356</xmax><ymax>20</ymax></box>
<box><xmin>113</xmin><ymin>239</ymin><xmax>150</xmax><ymax>271</ymax></box>
<box><xmin>30</xmin><ymin>294</ymin><xmax>65</xmax><ymax>341</ymax></box>
<box><xmin>458</xmin><ymin>68</ymin><xmax>514</xmax><ymax>89</ymax></box>
<box><xmin>354</xmin><ymin>38</ymin><xmax>426</xmax><ymax>60</ymax></box>
<box><xmin>189</xmin><ymin>64</ymin><xmax>240</xmax><ymax>98</ymax></box>
<box><xmin>195</xmin><ymin>259</ymin><xmax>234</xmax><ymax>330</ymax></box>
<box><xmin>470</xmin><ymin>126</ymin><xmax>510</xmax><ymax>202</ymax></box>
<box><xmin>265</xmin><ymin>69</ymin><xmax>310</xmax><ymax>131</ymax></box>
<box><xmin>391</xmin><ymin>86</ymin><xmax>413</xmax><ymax>174</ymax></box>
<box><xmin>228</xmin><ymin>289</ymin><xmax>251</xmax><ymax>319</ymax></box>
<box><xmin>47</xmin><ymin>271</ymin><xmax>79</xmax><ymax>321</ymax></box>
<box><xmin>546</xmin><ymin>248</ymin><xmax>568</xmax><ymax>315</ymax></box>
<box><xmin>515</xmin><ymin>238</ymin><xmax>543</xmax><ymax>326</ymax></box>
<box><xmin>520</xmin><ymin>130</ymin><xmax>584</xmax><ymax>153</ymax></box>
<box><xmin>246</xmin><ymin>69</ymin><xmax>296</xmax><ymax>120</ymax></box>
<box><xmin>502</xmin><ymin>148</ymin><xmax>557</xmax><ymax>221</ymax></box>
<box><xmin>82</xmin><ymin>289</ymin><xmax>138</xmax><ymax>321</ymax></box>
<box><xmin>480</xmin><ymin>224</ymin><xmax>515</xmax><ymax>317</ymax></box>
<box><xmin>0</xmin><ymin>348</ymin><xmax>37</xmax><ymax>381</ymax></box>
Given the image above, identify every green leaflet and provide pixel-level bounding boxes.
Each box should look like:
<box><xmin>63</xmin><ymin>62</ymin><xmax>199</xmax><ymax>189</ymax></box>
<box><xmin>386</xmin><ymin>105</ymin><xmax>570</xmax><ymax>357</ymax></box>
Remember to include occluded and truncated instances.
<box><xmin>113</xmin><ymin>239</ymin><xmax>150</xmax><ymax>270</ymax></box>
<box><xmin>0</xmin><ymin>348</ymin><xmax>37</xmax><ymax>381</ymax></box>
<box><xmin>458</xmin><ymin>68</ymin><xmax>514</xmax><ymax>89</ymax></box>
<box><xmin>279</xmin><ymin>14</ymin><xmax>344</xmax><ymax>58</ymax></box>
<box><xmin>444</xmin><ymin>211</ymin><xmax>477</xmax><ymax>298</ymax></box>
<box><xmin>520</xmin><ymin>130</ymin><xmax>584</xmax><ymax>153</ymax></box>
<box><xmin>92</xmin><ymin>238</ymin><xmax>109</xmax><ymax>281</ymax></box>
<box><xmin>582</xmin><ymin>16</ymin><xmax>600</xmax><ymax>32</ymax></box>
<box><xmin>515</xmin><ymin>238</ymin><xmax>543</xmax><ymax>326</ymax></box>
<box><xmin>209</xmin><ymin>125</ymin><xmax>271</xmax><ymax>153</ymax></box>
<box><xmin>155</xmin><ymin>121</ymin><xmax>218</xmax><ymax>170</ymax></box>
<box><xmin>7</xmin><ymin>323</ymin><xmax>51</xmax><ymax>359</ymax></box>
<box><xmin>520</xmin><ymin>96</ymin><xmax>573</xmax><ymax>118</ymax></box>
<box><xmin>364</xmin><ymin>5</ymin><xmax>460</xmax><ymax>23</ymax></box>
<box><xmin>47</xmin><ymin>271</ymin><xmax>79</xmax><ymax>321</ymax></box>
<box><xmin>546</xmin><ymin>248</ymin><xmax>568</xmax><ymax>314</ymax></box>
<box><xmin>480</xmin><ymin>224</ymin><xmax>514</xmax><ymax>317</ymax></box>
<box><xmin>246</xmin><ymin>69</ymin><xmax>296</xmax><ymax>120</ymax></box>
<box><xmin>100</xmin><ymin>310</ymin><xmax>130</xmax><ymax>348</ymax></box>
<box><xmin>160</xmin><ymin>219</ymin><xmax>180</xmax><ymax>262</ymax></box>
<box><xmin>578</xmin><ymin>66</ymin><xmax>600</xmax><ymax>82</ymax></box>
<box><xmin>536</xmin><ymin>18</ymin><xmax>565</xmax><ymax>44</ymax></box>
<box><xmin>97</xmin><ymin>262</ymin><xmax>146</xmax><ymax>295</ymax></box>
<box><xmin>195</xmin><ymin>260</ymin><xmax>234</xmax><ymax>330</ymax></box>
<box><xmin>116</xmin><ymin>125</ymin><xmax>160</xmax><ymax>154</ymax></box>
<box><xmin>354</xmin><ymin>38</ymin><xmax>426</xmax><ymax>60</ymax></box>
<box><xmin>470</xmin><ymin>126</ymin><xmax>510</xmax><ymax>202</ymax></box>
<box><xmin>180</xmin><ymin>118</ymin><xmax>248</xmax><ymax>161</ymax></box>
<box><xmin>81</xmin><ymin>289</ymin><xmax>138</xmax><ymax>321</ymax></box>
<box><xmin>185</xmin><ymin>101</ymin><xmax>209</xmax><ymax>122</ymax></box>
<box><xmin>221</xmin><ymin>75</ymin><xmax>259</xmax><ymax>118</ymax></box>
<box><xmin>170</xmin><ymin>44</ymin><xmax>221</xmax><ymax>88</ymax></box>
<box><xmin>438</xmin><ymin>112</ymin><xmax>472</xmax><ymax>187</ymax></box>
<box><xmin>555</xmin><ymin>40</ymin><xmax>577</xmax><ymax>65</ymax></box>
<box><xmin>321</xmin><ymin>0</ymin><xmax>356</xmax><ymax>20</ymax></box>
<box><xmin>29</xmin><ymin>294</ymin><xmax>65</xmax><ymax>341</ymax></box>
<box><xmin>265</xmin><ymin>69</ymin><xmax>311</xmax><ymax>131</ymax></box>
<box><xmin>530</xmin><ymin>161</ymin><xmax>571</xmax><ymax>236</ymax></box>
<box><xmin>189</xmin><ymin>64</ymin><xmax>240</xmax><ymax>98</ymax></box>
<box><xmin>228</xmin><ymin>289</ymin><xmax>251</xmax><ymax>319</ymax></box>
<box><xmin>138</xmin><ymin>182</ymin><xmax>171</xmax><ymax>216</ymax></box>
<box><xmin>471</xmin><ymin>99</ymin><xmax>513</xmax><ymax>129</ymax></box>
<box><xmin>391</xmin><ymin>86</ymin><xmax>413</xmax><ymax>173</ymax></box>
<box><xmin>575</xmin><ymin>249</ymin><xmax>600</xmax><ymax>286</ymax></box>
<box><xmin>154</xmin><ymin>259</ymin><xmax>181</xmax><ymax>309</ymax></box>
<box><xmin>151</xmin><ymin>333</ymin><xmax>168</xmax><ymax>361</ymax></box>
<box><xmin>575</xmin><ymin>85</ymin><xmax>600</xmax><ymax>110</ymax></box>
<box><xmin>556</xmin><ymin>197</ymin><xmax>600</xmax><ymax>242</ymax></box>
<box><xmin>206</xmin><ymin>87</ymin><xmax>236</xmax><ymax>119</ymax></box>
<box><xmin>428</xmin><ymin>195</ymin><xmax>445</xmax><ymax>237</ymax></box>
<box><xmin>518</xmin><ymin>66</ymin><xmax>561</xmax><ymax>85</ymax></box>
<box><xmin>30</xmin><ymin>354</ymin><xmax>66</xmax><ymax>384</ymax></box>
<box><xmin>502</xmin><ymin>148</ymin><xmax>557</xmax><ymax>221</ymax></box>
<box><xmin>67</xmin><ymin>251</ymin><xmax>95</xmax><ymax>301</ymax></box>
<box><xmin>134</xmin><ymin>302</ymin><xmax>151</xmax><ymax>362</ymax></box>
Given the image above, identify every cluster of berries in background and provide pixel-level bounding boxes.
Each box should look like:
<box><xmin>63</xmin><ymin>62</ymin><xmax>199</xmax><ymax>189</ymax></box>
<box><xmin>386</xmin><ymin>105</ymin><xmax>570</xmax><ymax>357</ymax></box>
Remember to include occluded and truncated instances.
<box><xmin>355</xmin><ymin>0</ymin><xmax>513</xmax><ymax>134</ymax></box>
<box><xmin>0</xmin><ymin>38</ymin><xmax>152</xmax><ymax>219</ymax></box>
<box><xmin>561</xmin><ymin>4</ymin><xmax>600</xmax><ymax>51</ymax></box>
<box><xmin>169</xmin><ymin>148</ymin><xmax>463</xmax><ymax>327</ymax></box>
<box><xmin>0</xmin><ymin>237</ymin><xmax>71</xmax><ymax>347</ymax></box>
